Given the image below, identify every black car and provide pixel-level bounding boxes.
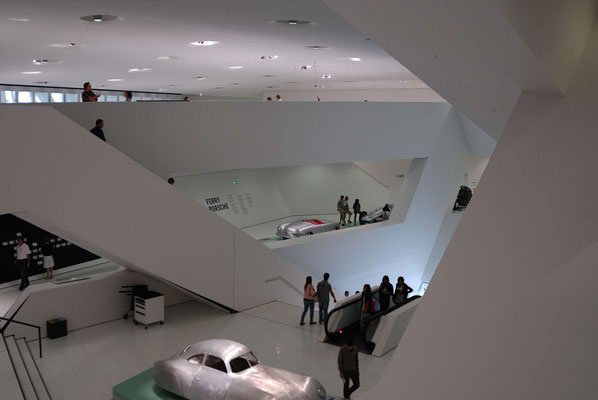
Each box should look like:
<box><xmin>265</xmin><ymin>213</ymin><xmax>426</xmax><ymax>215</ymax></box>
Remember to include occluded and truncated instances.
<box><xmin>453</xmin><ymin>186</ymin><xmax>473</xmax><ymax>210</ymax></box>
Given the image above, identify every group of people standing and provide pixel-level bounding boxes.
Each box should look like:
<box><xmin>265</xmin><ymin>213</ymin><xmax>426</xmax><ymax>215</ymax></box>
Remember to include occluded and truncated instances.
<box><xmin>14</xmin><ymin>237</ymin><xmax>56</xmax><ymax>291</ymax></box>
<box><xmin>337</xmin><ymin>195</ymin><xmax>361</xmax><ymax>226</ymax></box>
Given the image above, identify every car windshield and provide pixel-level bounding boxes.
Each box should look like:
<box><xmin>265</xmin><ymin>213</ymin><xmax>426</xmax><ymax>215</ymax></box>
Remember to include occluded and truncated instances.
<box><xmin>229</xmin><ymin>352</ymin><xmax>259</xmax><ymax>373</ymax></box>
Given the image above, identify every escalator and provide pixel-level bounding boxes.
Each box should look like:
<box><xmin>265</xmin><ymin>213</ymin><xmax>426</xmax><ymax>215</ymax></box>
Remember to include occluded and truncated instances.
<box><xmin>324</xmin><ymin>287</ymin><xmax>421</xmax><ymax>354</ymax></box>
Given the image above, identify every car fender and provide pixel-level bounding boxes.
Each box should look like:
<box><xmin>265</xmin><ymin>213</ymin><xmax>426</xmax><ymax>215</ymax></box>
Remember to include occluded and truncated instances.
<box><xmin>225</xmin><ymin>383</ymin><xmax>279</xmax><ymax>400</ymax></box>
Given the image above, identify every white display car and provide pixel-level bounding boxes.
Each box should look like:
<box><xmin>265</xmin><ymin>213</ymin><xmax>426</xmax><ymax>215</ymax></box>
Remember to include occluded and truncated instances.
<box><xmin>276</xmin><ymin>219</ymin><xmax>340</xmax><ymax>239</ymax></box>
<box><xmin>153</xmin><ymin>339</ymin><xmax>327</xmax><ymax>400</ymax></box>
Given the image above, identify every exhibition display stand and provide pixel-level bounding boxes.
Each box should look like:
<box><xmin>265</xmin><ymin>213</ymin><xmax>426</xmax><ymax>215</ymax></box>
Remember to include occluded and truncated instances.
<box><xmin>133</xmin><ymin>291</ymin><xmax>164</xmax><ymax>329</ymax></box>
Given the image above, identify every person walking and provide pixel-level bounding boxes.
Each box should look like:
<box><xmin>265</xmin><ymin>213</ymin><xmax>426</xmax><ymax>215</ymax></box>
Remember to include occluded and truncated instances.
<box><xmin>352</xmin><ymin>199</ymin><xmax>361</xmax><ymax>225</ymax></box>
<box><xmin>316</xmin><ymin>273</ymin><xmax>337</xmax><ymax>324</ymax></box>
<box><xmin>90</xmin><ymin>119</ymin><xmax>106</xmax><ymax>141</ymax></box>
<box><xmin>300</xmin><ymin>276</ymin><xmax>317</xmax><ymax>326</ymax></box>
<box><xmin>14</xmin><ymin>237</ymin><xmax>31</xmax><ymax>290</ymax></box>
<box><xmin>81</xmin><ymin>82</ymin><xmax>100</xmax><ymax>102</ymax></box>
<box><xmin>337</xmin><ymin>195</ymin><xmax>345</xmax><ymax>225</ymax></box>
<box><xmin>343</xmin><ymin>196</ymin><xmax>353</xmax><ymax>224</ymax></box>
<box><xmin>42</xmin><ymin>237</ymin><xmax>55</xmax><ymax>279</ymax></box>
<box><xmin>338</xmin><ymin>338</ymin><xmax>360</xmax><ymax>399</ymax></box>
<box><xmin>394</xmin><ymin>276</ymin><xmax>413</xmax><ymax>304</ymax></box>
<box><xmin>360</xmin><ymin>284</ymin><xmax>375</xmax><ymax>334</ymax></box>
<box><xmin>379</xmin><ymin>275</ymin><xmax>393</xmax><ymax>311</ymax></box>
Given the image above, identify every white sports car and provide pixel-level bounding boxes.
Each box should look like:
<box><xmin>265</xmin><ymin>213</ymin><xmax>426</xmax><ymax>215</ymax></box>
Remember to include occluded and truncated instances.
<box><xmin>153</xmin><ymin>339</ymin><xmax>327</xmax><ymax>400</ymax></box>
<box><xmin>276</xmin><ymin>219</ymin><xmax>340</xmax><ymax>239</ymax></box>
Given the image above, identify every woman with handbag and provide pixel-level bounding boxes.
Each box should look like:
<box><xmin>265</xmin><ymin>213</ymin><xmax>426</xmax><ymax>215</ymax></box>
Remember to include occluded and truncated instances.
<box><xmin>300</xmin><ymin>276</ymin><xmax>318</xmax><ymax>326</ymax></box>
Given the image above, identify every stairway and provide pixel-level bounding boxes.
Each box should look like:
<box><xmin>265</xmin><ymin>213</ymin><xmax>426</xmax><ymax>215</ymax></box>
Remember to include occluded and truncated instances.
<box><xmin>1</xmin><ymin>334</ymin><xmax>51</xmax><ymax>399</ymax></box>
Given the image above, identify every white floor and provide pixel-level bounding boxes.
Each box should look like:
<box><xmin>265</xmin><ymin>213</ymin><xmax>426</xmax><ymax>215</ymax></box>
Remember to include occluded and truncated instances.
<box><xmin>27</xmin><ymin>301</ymin><xmax>392</xmax><ymax>400</ymax></box>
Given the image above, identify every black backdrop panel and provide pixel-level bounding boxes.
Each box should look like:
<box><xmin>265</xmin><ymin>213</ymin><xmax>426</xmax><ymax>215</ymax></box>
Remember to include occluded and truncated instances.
<box><xmin>0</xmin><ymin>214</ymin><xmax>100</xmax><ymax>284</ymax></box>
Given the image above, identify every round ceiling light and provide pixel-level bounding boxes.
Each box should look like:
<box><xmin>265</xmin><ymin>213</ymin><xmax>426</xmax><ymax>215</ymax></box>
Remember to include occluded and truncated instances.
<box><xmin>21</xmin><ymin>71</ymin><xmax>42</xmax><ymax>75</ymax></box>
<box><xmin>305</xmin><ymin>45</ymin><xmax>329</xmax><ymax>50</ymax></box>
<box><xmin>80</xmin><ymin>15</ymin><xmax>119</xmax><ymax>23</ymax></box>
<box><xmin>191</xmin><ymin>41</ymin><xmax>219</xmax><ymax>46</ymax></box>
<box><xmin>274</xmin><ymin>19</ymin><xmax>313</xmax><ymax>26</ymax></box>
<box><xmin>321</xmin><ymin>74</ymin><xmax>333</xmax><ymax>79</ymax></box>
<box><xmin>128</xmin><ymin>68</ymin><xmax>151</xmax><ymax>72</ymax></box>
<box><xmin>260</xmin><ymin>55</ymin><xmax>278</xmax><ymax>60</ymax></box>
<box><xmin>107</xmin><ymin>78</ymin><xmax>124</xmax><ymax>82</ymax></box>
<box><xmin>227</xmin><ymin>66</ymin><xmax>244</xmax><ymax>69</ymax></box>
<box><xmin>195</xmin><ymin>76</ymin><xmax>206</xmax><ymax>80</ymax></box>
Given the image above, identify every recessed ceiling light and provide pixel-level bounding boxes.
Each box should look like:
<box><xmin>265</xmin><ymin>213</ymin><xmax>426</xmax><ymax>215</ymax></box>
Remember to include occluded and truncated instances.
<box><xmin>399</xmin><ymin>79</ymin><xmax>408</xmax><ymax>83</ymax></box>
<box><xmin>80</xmin><ymin>15</ymin><xmax>119</xmax><ymax>23</ymax></box>
<box><xmin>128</xmin><ymin>68</ymin><xmax>151</xmax><ymax>72</ymax></box>
<box><xmin>348</xmin><ymin>57</ymin><xmax>361</xmax><ymax>61</ymax></box>
<box><xmin>50</xmin><ymin>42</ymin><xmax>79</xmax><ymax>48</ymax></box>
<box><xmin>227</xmin><ymin>66</ymin><xmax>244</xmax><ymax>69</ymax></box>
<box><xmin>33</xmin><ymin>81</ymin><xmax>49</xmax><ymax>84</ymax></box>
<box><xmin>107</xmin><ymin>78</ymin><xmax>124</xmax><ymax>82</ymax></box>
<box><xmin>21</xmin><ymin>71</ymin><xmax>42</xmax><ymax>75</ymax></box>
<box><xmin>261</xmin><ymin>74</ymin><xmax>275</xmax><ymax>78</ymax></box>
<box><xmin>191</xmin><ymin>41</ymin><xmax>219</xmax><ymax>46</ymax></box>
<box><xmin>195</xmin><ymin>76</ymin><xmax>206</xmax><ymax>80</ymax></box>
<box><xmin>9</xmin><ymin>18</ymin><xmax>31</xmax><ymax>22</ymax></box>
<box><xmin>266</xmin><ymin>86</ymin><xmax>276</xmax><ymax>89</ymax></box>
<box><xmin>300</xmin><ymin>65</ymin><xmax>313</xmax><ymax>70</ymax></box>
<box><xmin>32</xmin><ymin>59</ymin><xmax>61</xmax><ymax>65</ymax></box>
<box><xmin>213</xmin><ymin>87</ymin><xmax>223</xmax><ymax>90</ymax></box>
<box><xmin>157</xmin><ymin>56</ymin><xmax>184</xmax><ymax>60</ymax></box>
<box><xmin>230</xmin><ymin>82</ymin><xmax>240</xmax><ymax>85</ymax></box>
<box><xmin>260</xmin><ymin>55</ymin><xmax>278</xmax><ymax>60</ymax></box>
<box><xmin>274</xmin><ymin>19</ymin><xmax>313</xmax><ymax>26</ymax></box>
<box><xmin>305</xmin><ymin>45</ymin><xmax>329</xmax><ymax>50</ymax></box>
<box><xmin>321</xmin><ymin>74</ymin><xmax>333</xmax><ymax>79</ymax></box>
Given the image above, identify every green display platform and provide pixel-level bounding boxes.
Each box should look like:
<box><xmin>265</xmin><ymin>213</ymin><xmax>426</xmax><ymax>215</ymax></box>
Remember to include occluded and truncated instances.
<box><xmin>113</xmin><ymin>368</ymin><xmax>184</xmax><ymax>400</ymax></box>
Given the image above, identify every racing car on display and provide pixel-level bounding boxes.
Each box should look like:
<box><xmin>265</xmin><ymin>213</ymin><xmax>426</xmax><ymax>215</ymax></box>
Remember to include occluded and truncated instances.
<box><xmin>153</xmin><ymin>339</ymin><xmax>328</xmax><ymax>400</ymax></box>
<box><xmin>276</xmin><ymin>218</ymin><xmax>340</xmax><ymax>239</ymax></box>
<box><xmin>359</xmin><ymin>204</ymin><xmax>394</xmax><ymax>224</ymax></box>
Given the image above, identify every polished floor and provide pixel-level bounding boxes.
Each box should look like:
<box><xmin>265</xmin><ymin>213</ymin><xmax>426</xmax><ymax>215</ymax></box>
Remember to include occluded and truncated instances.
<box><xmin>28</xmin><ymin>301</ymin><xmax>392</xmax><ymax>399</ymax></box>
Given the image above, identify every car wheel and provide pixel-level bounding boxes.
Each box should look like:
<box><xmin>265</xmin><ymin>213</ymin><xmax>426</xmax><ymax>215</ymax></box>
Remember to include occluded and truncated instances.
<box><xmin>334</xmin><ymin>226</ymin><xmax>339</xmax><ymax>230</ymax></box>
<box><xmin>307</xmin><ymin>232</ymin><xmax>314</xmax><ymax>235</ymax></box>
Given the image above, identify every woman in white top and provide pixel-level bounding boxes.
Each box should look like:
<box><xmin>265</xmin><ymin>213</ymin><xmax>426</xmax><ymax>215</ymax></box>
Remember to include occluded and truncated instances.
<box><xmin>300</xmin><ymin>276</ymin><xmax>317</xmax><ymax>326</ymax></box>
<box><xmin>41</xmin><ymin>238</ymin><xmax>55</xmax><ymax>279</ymax></box>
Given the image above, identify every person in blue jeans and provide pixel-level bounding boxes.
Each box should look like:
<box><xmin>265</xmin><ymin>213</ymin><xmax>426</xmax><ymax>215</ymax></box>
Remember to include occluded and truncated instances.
<box><xmin>317</xmin><ymin>273</ymin><xmax>337</xmax><ymax>324</ymax></box>
<box><xmin>300</xmin><ymin>276</ymin><xmax>317</xmax><ymax>325</ymax></box>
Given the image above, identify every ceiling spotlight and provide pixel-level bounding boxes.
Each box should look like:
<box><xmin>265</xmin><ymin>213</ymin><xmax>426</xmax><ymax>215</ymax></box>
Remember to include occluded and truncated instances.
<box><xmin>33</xmin><ymin>81</ymin><xmax>49</xmax><ymax>84</ymax></box>
<box><xmin>300</xmin><ymin>65</ymin><xmax>313</xmax><ymax>70</ymax></box>
<box><xmin>227</xmin><ymin>66</ymin><xmax>244</xmax><ymax>69</ymax></box>
<box><xmin>274</xmin><ymin>19</ymin><xmax>313</xmax><ymax>26</ymax></box>
<box><xmin>107</xmin><ymin>78</ymin><xmax>124</xmax><ymax>82</ymax></box>
<box><xmin>321</xmin><ymin>74</ymin><xmax>333</xmax><ymax>79</ymax></box>
<box><xmin>305</xmin><ymin>45</ymin><xmax>329</xmax><ymax>50</ymax></box>
<box><xmin>21</xmin><ymin>71</ymin><xmax>42</xmax><ymax>75</ymax></box>
<box><xmin>230</xmin><ymin>82</ymin><xmax>240</xmax><ymax>85</ymax></box>
<box><xmin>32</xmin><ymin>59</ymin><xmax>48</xmax><ymax>64</ymax></box>
<box><xmin>80</xmin><ymin>15</ymin><xmax>118</xmax><ymax>23</ymax></box>
<box><xmin>260</xmin><ymin>55</ymin><xmax>278</xmax><ymax>60</ymax></box>
<box><xmin>195</xmin><ymin>76</ymin><xmax>206</xmax><ymax>80</ymax></box>
<box><xmin>128</xmin><ymin>68</ymin><xmax>151</xmax><ymax>72</ymax></box>
<box><xmin>348</xmin><ymin>57</ymin><xmax>361</xmax><ymax>61</ymax></box>
<box><xmin>50</xmin><ymin>42</ymin><xmax>78</xmax><ymax>48</ymax></box>
<box><xmin>261</xmin><ymin>74</ymin><xmax>275</xmax><ymax>78</ymax></box>
<box><xmin>213</xmin><ymin>87</ymin><xmax>223</xmax><ymax>90</ymax></box>
<box><xmin>157</xmin><ymin>56</ymin><xmax>184</xmax><ymax>60</ymax></box>
<box><xmin>191</xmin><ymin>41</ymin><xmax>219</xmax><ymax>46</ymax></box>
<box><xmin>266</xmin><ymin>86</ymin><xmax>276</xmax><ymax>89</ymax></box>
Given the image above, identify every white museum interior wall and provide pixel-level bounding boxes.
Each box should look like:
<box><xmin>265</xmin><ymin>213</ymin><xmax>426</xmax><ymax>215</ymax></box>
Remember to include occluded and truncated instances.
<box><xmin>3</xmin><ymin>269</ymin><xmax>191</xmax><ymax>341</ymax></box>
<box><xmin>358</xmin><ymin>16</ymin><xmax>598</xmax><ymax>400</ymax></box>
<box><xmin>463</xmin><ymin>155</ymin><xmax>490</xmax><ymax>191</ymax></box>
<box><xmin>261</xmin><ymin>88</ymin><xmax>445</xmax><ymax>102</ymax></box>
<box><xmin>274</xmin><ymin>108</ymin><xmax>470</xmax><ymax>295</ymax></box>
<box><xmin>50</xmin><ymin>101</ymin><xmax>451</xmax><ymax>178</ymax></box>
<box><xmin>0</xmin><ymin>106</ymin><xmax>311</xmax><ymax>312</ymax></box>
<box><xmin>174</xmin><ymin>162</ymin><xmax>393</xmax><ymax>232</ymax></box>
<box><xmin>353</xmin><ymin>159</ymin><xmax>413</xmax><ymax>204</ymax></box>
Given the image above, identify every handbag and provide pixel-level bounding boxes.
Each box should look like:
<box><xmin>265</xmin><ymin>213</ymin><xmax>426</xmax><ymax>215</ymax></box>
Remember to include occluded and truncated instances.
<box><xmin>310</xmin><ymin>294</ymin><xmax>319</xmax><ymax>303</ymax></box>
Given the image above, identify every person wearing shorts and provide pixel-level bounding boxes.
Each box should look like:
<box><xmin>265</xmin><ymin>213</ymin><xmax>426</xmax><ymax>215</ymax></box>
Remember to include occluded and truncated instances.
<box><xmin>42</xmin><ymin>238</ymin><xmax>55</xmax><ymax>279</ymax></box>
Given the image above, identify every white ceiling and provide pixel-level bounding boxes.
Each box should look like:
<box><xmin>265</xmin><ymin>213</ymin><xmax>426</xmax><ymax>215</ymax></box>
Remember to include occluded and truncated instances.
<box><xmin>0</xmin><ymin>0</ymin><xmax>426</xmax><ymax>97</ymax></box>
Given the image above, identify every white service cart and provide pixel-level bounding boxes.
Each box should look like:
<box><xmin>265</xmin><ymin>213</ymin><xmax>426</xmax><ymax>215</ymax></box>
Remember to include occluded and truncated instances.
<box><xmin>133</xmin><ymin>291</ymin><xmax>164</xmax><ymax>329</ymax></box>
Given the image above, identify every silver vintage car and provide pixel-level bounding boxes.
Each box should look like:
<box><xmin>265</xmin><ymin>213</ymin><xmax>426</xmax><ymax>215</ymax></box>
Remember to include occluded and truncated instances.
<box><xmin>153</xmin><ymin>339</ymin><xmax>327</xmax><ymax>400</ymax></box>
<box><xmin>276</xmin><ymin>219</ymin><xmax>340</xmax><ymax>239</ymax></box>
<box><xmin>359</xmin><ymin>204</ymin><xmax>394</xmax><ymax>224</ymax></box>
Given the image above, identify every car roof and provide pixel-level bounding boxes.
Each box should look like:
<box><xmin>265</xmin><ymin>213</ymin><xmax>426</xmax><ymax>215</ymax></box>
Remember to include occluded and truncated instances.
<box><xmin>184</xmin><ymin>339</ymin><xmax>251</xmax><ymax>362</ymax></box>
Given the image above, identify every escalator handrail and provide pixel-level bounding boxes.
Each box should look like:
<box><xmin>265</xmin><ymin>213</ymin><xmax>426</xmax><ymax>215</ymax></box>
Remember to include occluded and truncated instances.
<box><xmin>324</xmin><ymin>286</ymin><xmax>380</xmax><ymax>339</ymax></box>
<box><xmin>361</xmin><ymin>295</ymin><xmax>421</xmax><ymax>348</ymax></box>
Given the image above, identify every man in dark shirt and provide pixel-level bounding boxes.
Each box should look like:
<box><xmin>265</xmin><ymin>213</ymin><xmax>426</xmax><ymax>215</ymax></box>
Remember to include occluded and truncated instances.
<box><xmin>82</xmin><ymin>82</ymin><xmax>100</xmax><ymax>102</ymax></box>
<box><xmin>316</xmin><ymin>273</ymin><xmax>337</xmax><ymax>324</ymax></box>
<box><xmin>338</xmin><ymin>338</ymin><xmax>360</xmax><ymax>399</ymax></box>
<box><xmin>90</xmin><ymin>119</ymin><xmax>106</xmax><ymax>141</ymax></box>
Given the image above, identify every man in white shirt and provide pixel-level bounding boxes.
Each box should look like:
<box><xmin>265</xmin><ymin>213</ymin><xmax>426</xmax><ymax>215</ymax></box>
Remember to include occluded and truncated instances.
<box><xmin>14</xmin><ymin>237</ymin><xmax>31</xmax><ymax>290</ymax></box>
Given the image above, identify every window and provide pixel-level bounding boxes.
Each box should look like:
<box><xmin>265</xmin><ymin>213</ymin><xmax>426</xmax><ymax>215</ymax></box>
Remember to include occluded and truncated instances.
<box><xmin>50</xmin><ymin>93</ymin><xmax>64</xmax><ymax>103</ymax></box>
<box><xmin>34</xmin><ymin>92</ymin><xmax>50</xmax><ymax>103</ymax></box>
<box><xmin>204</xmin><ymin>355</ymin><xmax>227</xmax><ymax>373</ymax></box>
<box><xmin>18</xmin><ymin>91</ymin><xmax>33</xmax><ymax>103</ymax></box>
<box><xmin>106</xmin><ymin>95</ymin><xmax>117</xmax><ymax>102</ymax></box>
<box><xmin>1</xmin><ymin>91</ymin><xmax>17</xmax><ymax>103</ymax></box>
<box><xmin>66</xmin><ymin>93</ymin><xmax>79</xmax><ymax>102</ymax></box>
<box><xmin>187</xmin><ymin>354</ymin><xmax>204</xmax><ymax>365</ymax></box>
<box><xmin>229</xmin><ymin>352</ymin><xmax>259</xmax><ymax>373</ymax></box>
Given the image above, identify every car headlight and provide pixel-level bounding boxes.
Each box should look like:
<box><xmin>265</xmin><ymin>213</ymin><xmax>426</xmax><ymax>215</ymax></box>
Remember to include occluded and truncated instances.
<box><xmin>317</xmin><ymin>386</ymin><xmax>326</xmax><ymax>399</ymax></box>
